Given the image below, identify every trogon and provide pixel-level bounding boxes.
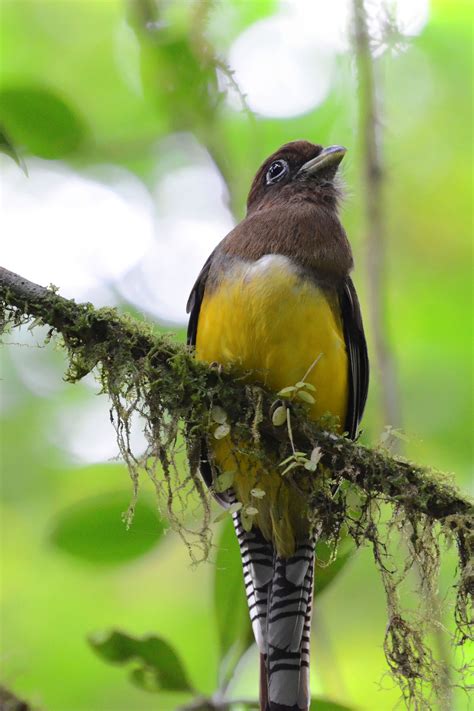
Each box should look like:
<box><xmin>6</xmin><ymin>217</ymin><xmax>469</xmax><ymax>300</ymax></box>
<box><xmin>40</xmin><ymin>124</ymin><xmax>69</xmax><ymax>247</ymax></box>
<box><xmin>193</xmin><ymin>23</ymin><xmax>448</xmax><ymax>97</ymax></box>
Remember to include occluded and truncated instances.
<box><xmin>187</xmin><ymin>140</ymin><xmax>369</xmax><ymax>711</ymax></box>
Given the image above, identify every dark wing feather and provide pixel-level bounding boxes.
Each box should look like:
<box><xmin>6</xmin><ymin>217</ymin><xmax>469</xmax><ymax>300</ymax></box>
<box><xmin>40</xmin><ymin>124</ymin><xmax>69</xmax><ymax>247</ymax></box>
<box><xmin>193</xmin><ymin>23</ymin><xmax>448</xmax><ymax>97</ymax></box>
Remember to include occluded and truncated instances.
<box><xmin>186</xmin><ymin>250</ymin><xmax>231</xmax><ymax>505</ymax></box>
<box><xmin>340</xmin><ymin>277</ymin><xmax>369</xmax><ymax>439</ymax></box>
<box><xmin>186</xmin><ymin>251</ymin><xmax>214</xmax><ymax>346</ymax></box>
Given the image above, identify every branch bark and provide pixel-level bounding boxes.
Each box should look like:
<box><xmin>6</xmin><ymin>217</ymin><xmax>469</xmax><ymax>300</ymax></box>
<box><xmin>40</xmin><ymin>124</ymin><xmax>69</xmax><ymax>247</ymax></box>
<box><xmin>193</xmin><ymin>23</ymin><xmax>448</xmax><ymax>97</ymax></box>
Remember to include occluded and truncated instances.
<box><xmin>1</xmin><ymin>265</ymin><xmax>471</xmax><ymax>528</ymax></box>
<box><xmin>2</xmin><ymin>264</ymin><xmax>472</xmax><ymax>699</ymax></box>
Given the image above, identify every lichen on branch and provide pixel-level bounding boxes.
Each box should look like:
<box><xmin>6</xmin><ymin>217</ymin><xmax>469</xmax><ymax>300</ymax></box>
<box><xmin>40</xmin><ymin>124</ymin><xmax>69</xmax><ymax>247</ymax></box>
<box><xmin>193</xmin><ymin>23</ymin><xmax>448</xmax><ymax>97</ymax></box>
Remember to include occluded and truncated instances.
<box><xmin>1</xmin><ymin>265</ymin><xmax>473</xmax><ymax>707</ymax></box>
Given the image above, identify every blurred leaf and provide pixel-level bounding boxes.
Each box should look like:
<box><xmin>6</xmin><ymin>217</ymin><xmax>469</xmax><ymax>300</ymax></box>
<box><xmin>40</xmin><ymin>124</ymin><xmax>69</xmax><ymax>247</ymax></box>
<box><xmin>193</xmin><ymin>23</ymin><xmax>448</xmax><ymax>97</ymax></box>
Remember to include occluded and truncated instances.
<box><xmin>89</xmin><ymin>630</ymin><xmax>192</xmax><ymax>692</ymax></box>
<box><xmin>214</xmin><ymin>517</ymin><xmax>252</xmax><ymax>668</ymax></box>
<box><xmin>314</xmin><ymin>534</ymin><xmax>355</xmax><ymax>598</ymax></box>
<box><xmin>0</xmin><ymin>123</ymin><xmax>27</xmax><ymax>174</ymax></box>
<box><xmin>0</xmin><ymin>86</ymin><xmax>86</xmax><ymax>158</ymax></box>
<box><xmin>129</xmin><ymin>666</ymin><xmax>162</xmax><ymax>693</ymax></box>
<box><xmin>310</xmin><ymin>698</ymin><xmax>354</xmax><ymax>710</ymax></box>
<box><xmin>215</xmin><ymin>470</ymin><xmax>235</xmax><ymax>493</ymax></box>
<box><xmin>128</xmin><ymin>2</ymin><xmax>220</xmax><ymax>132</ymax></box>
<box><xmin>50</xmin><ymin>492</ymin><xmax>165</xmax><ymax>565</ymax></box>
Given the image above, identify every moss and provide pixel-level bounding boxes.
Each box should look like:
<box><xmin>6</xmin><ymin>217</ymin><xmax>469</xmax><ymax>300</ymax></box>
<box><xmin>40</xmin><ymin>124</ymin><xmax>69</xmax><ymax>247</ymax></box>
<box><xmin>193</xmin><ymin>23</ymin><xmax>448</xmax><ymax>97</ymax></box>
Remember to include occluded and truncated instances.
<box><xmin>1</xmin><ymin>268</ymin><xmax>473</xmax><ymax>706</ymax></box>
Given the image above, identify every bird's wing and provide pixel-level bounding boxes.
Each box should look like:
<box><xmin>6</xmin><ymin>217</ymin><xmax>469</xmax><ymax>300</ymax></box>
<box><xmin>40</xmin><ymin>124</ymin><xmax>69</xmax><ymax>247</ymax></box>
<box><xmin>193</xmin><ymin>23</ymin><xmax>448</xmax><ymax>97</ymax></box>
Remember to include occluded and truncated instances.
<box><xmin>186</xmin><ymin>250</ymin><xmax>214</xmax><ymax>346</ymax></box>
<box><xmin>186</xmin><ymin>250</ymin><xmax>233</xmax><ymax>505</ymax></box>
<box><xmin>340</xmin><ymin>276</ymin><xmax>369</xmax><ymax>439</ymax></box>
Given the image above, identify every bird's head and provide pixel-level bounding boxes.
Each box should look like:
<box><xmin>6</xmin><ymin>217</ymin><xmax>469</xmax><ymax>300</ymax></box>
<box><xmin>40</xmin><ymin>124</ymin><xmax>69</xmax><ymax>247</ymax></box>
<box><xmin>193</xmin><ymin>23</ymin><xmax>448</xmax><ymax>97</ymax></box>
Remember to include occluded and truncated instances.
<box><xmin>246</xmin><ymin>140</ymin><xmax>346</xmax><ymax>214</ymax></box>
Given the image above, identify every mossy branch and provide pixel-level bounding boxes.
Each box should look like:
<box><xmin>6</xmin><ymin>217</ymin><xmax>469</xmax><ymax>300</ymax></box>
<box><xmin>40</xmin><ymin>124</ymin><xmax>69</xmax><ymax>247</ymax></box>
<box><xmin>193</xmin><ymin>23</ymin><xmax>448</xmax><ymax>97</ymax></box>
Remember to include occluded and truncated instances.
<box><xmin>0</xmin><ymin>265</ymin><xmax>471</xmax><ymax>521</ymax></box>
<box><xmin>1</xmin><ymin>265</ymin><xmax>473</xmax><ymax>707</ymax></box>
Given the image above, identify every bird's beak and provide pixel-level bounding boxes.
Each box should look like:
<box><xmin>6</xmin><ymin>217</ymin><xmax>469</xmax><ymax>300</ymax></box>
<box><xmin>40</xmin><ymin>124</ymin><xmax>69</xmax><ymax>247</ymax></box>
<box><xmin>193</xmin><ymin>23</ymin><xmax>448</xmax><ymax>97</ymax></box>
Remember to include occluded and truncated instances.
<box><xmin>298</xmin><ymin>145</ymin><xmax>347</xmax><ymax>177</ymax></box>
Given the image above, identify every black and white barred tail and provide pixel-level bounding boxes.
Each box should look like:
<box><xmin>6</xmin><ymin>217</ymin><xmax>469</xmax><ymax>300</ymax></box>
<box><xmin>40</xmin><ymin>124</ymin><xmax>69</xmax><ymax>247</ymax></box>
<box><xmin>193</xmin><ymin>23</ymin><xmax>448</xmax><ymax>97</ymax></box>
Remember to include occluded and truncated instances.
<box><xmin>231</xmin><ymin>504</ymin><xmax>316</xmax><ymax>711</ymax></box>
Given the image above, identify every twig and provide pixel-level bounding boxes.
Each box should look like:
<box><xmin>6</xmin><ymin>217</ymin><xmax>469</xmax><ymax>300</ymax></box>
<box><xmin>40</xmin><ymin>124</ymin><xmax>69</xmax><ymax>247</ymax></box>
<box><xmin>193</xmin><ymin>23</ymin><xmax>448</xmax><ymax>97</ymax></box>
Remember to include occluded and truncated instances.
<box><xmin>353</xmin><ymin>6</ymin><xmax>460</xmax><ymax>702</ymax></box>
<box><xmin>353</xmin><ymin>0</ymin><xmax>402</xmax><ymax>433</ymax></box>
<box><xmin>0</xmin><ymin>686</ymin><xmax>33</xmax><ymax>711</ymax></box>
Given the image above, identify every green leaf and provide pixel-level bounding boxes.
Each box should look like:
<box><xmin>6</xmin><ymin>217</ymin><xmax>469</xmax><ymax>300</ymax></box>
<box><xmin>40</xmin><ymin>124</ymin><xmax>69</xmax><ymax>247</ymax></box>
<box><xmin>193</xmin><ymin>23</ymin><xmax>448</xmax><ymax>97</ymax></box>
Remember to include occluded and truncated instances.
<box><xmin>272</xmin><ymin>404</ymin><xmax>288</xmax><ymax>426</ymax></box>
<box><xmin>215</xmin><ymin>470</ymin><xmax>235</xmax><ymax>493</ymax></box>
<box><xmin>129</xmin><ymin>666</ymin><xmax>162</xmax><ymax>693</ymax></box>
<box><xmin>310</xmin><ymin>697</ymin><xmax>354</xmax><ymax>710</ymax></box>
<box><xmin>214</xmin><ymin>423</ymin><xmax>230</xmax><ymax>439</ymax></box>
<box><xmin>0</xmin><ymin>86</ymin><xmax>86</xmax><ymax>158</ymax></box>
<box><xmin>214</xmin><ymin>517</ymin><xmax>252</xmax><ymax>668</ymax></box>
<box><xmin>89</xmin><ymin>630</ymin><xmax>192</xmax><ymax>693</ymax></box>
<box><xmin>297</xmin><ymin>390</ymin><xmax>316</xmax><ymax>405</ymax></box>
<box><xmin>280</xmin><ymin>461</ymin><xmax>300</xmax><ymax>476</ymax></box>
<box><xmin>211</xmin><ymin>405</ymin><xmax>228</xmax><ymax>424</ymax></box>
<box><xmin>277</xmin><ymin>386</ymin><xmax>297</xmax><ymax>397</ymax></box>
<box><xmin>241</xmin><ymin>511</ymin><xmax>253</xmax><ymax>532</ymax></box>
<box><xmin>0</xmin><ymin>123</ymin><xmax>27</xmax><ymax>173</ymax></box>
<box><xmin>228</xmin><ymin>502</ymin><xmax>243</xmax><ymax>515</ymax></box>
<box><xmin>50</xmin><ymin>492</ymin><xmax>165</xmax><ymax>565</ymax></box>
<box><xmin>214</xmin><ymin>501</ymin><xmax>242</xmax><ymax>523</ymax></box>
<box><xmin>305</xmin><ymin>446</ymin><xmax>323</xmax><ymax>471</ymax></box>
<box><xmin>295</xmin><ymin>381</ymin><xmax>316</xmax><ymax>392</ymax></box>
<box><xmin>314</xmin><ymin>535</ymin><xmax>355</xmax><ymax>597</ymax></box>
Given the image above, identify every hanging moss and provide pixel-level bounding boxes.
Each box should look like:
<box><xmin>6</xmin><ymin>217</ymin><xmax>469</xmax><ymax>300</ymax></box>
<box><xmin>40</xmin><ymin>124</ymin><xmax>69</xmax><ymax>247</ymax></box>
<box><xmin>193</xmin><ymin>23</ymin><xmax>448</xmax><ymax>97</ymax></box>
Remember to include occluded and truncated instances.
<box><xmin>1</xmin><ymin>266</ymin><xmax>472</xmax><ymax>707</ymax></box>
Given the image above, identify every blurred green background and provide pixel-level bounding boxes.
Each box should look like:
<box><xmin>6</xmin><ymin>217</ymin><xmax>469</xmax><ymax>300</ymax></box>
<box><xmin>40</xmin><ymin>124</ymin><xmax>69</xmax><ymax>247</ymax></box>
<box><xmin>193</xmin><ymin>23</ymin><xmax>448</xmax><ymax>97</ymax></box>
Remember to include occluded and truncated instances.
<box><xmin>0</xmin><ymin>0</ymin><xmax>472</xmax><ymax>710</ymax></box>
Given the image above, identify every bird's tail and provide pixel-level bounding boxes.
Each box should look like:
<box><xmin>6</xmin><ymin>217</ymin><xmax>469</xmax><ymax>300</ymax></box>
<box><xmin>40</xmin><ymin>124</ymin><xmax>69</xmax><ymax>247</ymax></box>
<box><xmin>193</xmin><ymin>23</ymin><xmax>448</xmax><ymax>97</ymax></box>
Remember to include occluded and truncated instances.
<box><xmin>265</xmin><ymin>542</ymin><xmax>315</xmax><ymax>711</ymax></box>
<box><xmin>232</xmin><ymin>506</ymin><xmax>315</xmax><ymax>711</ymax></box>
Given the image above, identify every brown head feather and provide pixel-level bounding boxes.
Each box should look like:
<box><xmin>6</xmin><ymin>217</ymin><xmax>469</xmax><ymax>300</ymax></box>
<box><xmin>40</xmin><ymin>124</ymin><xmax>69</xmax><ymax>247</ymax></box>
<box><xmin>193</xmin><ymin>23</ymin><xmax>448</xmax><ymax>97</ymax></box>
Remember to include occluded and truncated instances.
<box><xmin>220</xmin><ymin>140</ymin><xmax>352</xmax><ymax>279</ymax></box>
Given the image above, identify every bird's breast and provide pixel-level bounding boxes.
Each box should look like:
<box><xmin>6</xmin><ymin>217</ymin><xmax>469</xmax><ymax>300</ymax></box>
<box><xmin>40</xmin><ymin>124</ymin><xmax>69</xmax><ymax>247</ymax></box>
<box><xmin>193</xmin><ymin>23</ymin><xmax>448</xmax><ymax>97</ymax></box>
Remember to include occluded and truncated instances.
<box><xmin>196</xmin><ymin>254</ymin><xmax>348</xmax><ymax>425</ymax></box>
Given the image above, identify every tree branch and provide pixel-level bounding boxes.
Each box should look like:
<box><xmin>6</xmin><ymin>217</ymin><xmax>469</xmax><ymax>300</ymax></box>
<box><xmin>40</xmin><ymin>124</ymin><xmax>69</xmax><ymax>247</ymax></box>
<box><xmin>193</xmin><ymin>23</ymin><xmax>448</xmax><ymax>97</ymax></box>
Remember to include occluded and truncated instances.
<box><xmin>1</xmin><ymin>265</ymin><xmax>471</xmax><ymax>527</ymax></box>
<box><xmin>2</xmin><ymin>264</ymin><xmax>472</xmax><ymax>702</ymax></box>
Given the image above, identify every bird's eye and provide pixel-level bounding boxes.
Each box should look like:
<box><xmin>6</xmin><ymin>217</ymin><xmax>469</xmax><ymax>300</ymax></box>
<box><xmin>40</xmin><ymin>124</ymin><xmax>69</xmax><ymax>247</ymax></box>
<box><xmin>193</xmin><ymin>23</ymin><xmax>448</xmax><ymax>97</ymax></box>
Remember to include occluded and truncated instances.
<box><xmin>266</xmin><ymin>159</ymin><xmax>289</xmax><ymax>185</ymax></box>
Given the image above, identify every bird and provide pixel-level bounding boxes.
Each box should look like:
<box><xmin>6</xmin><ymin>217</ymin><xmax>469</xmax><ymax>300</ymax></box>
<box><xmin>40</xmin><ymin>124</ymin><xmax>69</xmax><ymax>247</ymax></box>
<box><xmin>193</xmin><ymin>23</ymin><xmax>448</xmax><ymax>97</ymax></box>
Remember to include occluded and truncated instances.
<box><xmin>187</xmin><ymin>140</ymin><xmax>369</xmax><ymax>711</ymax></box>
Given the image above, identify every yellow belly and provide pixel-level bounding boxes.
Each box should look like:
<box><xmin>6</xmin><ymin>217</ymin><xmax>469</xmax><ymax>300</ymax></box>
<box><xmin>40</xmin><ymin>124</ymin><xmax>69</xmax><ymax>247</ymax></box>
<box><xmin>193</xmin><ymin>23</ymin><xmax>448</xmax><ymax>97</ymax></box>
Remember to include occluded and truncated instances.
<box><xmin>195</xmin><ymin>255</ymin><xmax>348</xmax><ymax>554</ymax></box>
